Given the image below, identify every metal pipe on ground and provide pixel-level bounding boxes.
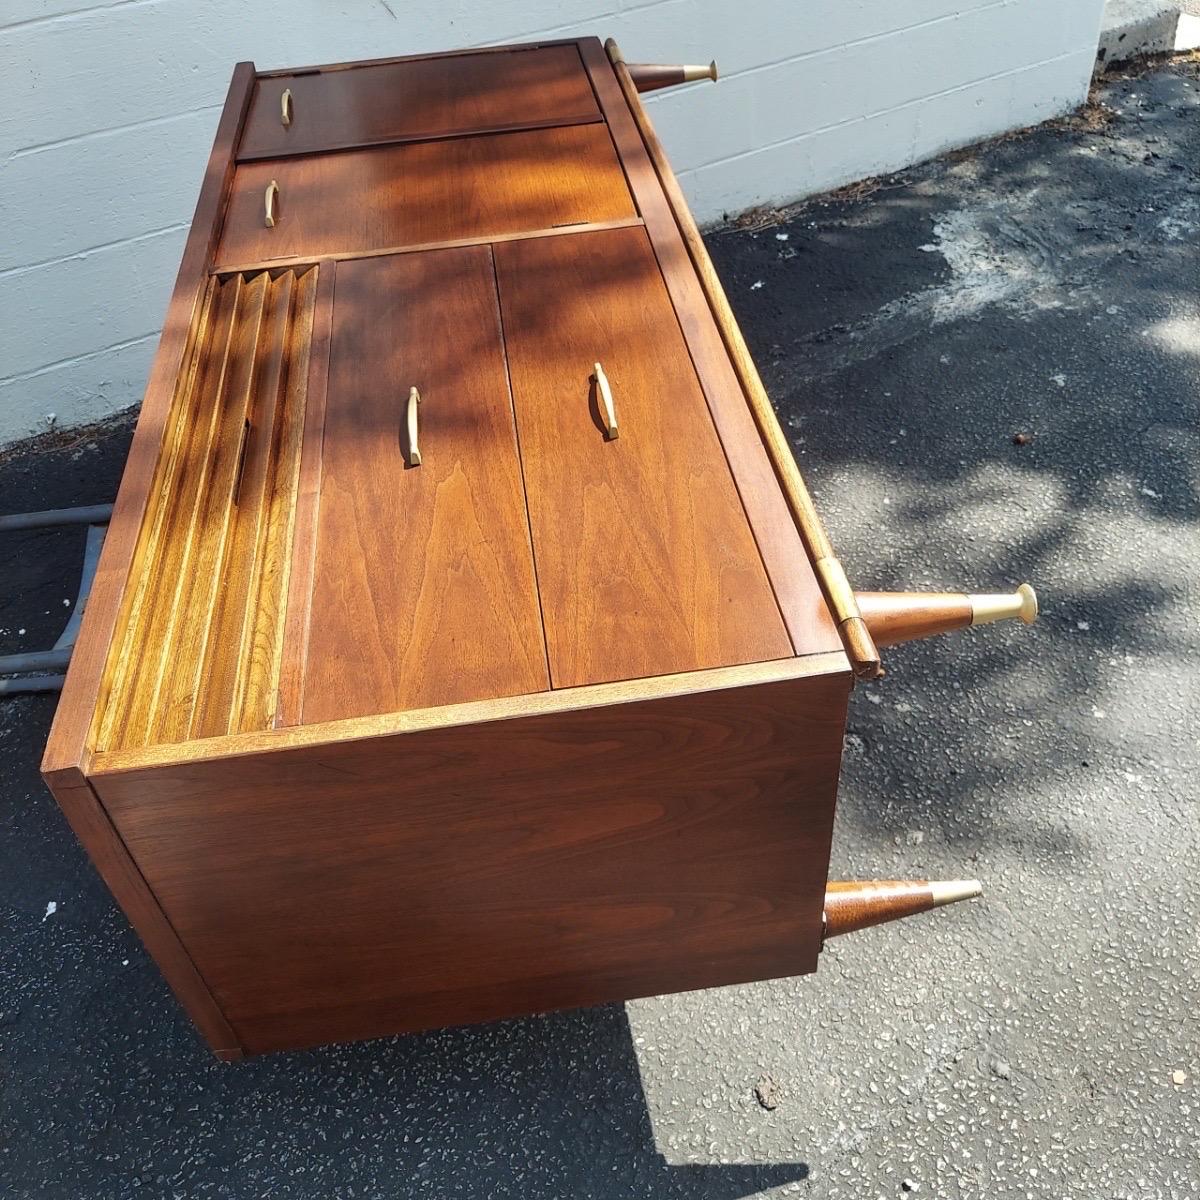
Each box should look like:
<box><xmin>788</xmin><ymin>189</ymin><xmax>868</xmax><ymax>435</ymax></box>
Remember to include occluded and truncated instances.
<box><xmin>0</xmin><ymin>648</ymin><xmax>73</xmax><ymax>674</ymax></box>
<box><xmin>0</xmin><ymin>675</ymin><xmax>65</xmax><ymax>695</ymax></box>
<box><xmin>0</xmin><ymin>505</ymin><xmax>114</xmax><ymax>532</ymax></box>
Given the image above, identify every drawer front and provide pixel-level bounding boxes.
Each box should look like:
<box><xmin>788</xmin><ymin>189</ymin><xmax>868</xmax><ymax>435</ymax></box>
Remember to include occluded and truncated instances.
<box><xmin>494</xmin><ymin>226</ymin><xmax>794</xmax><ymax>689</ymax></box>
<box><xmin>216</xmin><ymin>124</ymin><xmax>636</xmax><ymax>268</ymax></box>
<box><xmin>299</xmin><ymin>247</ymin><xmax>549</xmax><ymax>723</ymax></box>
<box><xmin>238</xmin><ymin>46</ymin><xmax>602</xmax><ymax>161</ymax></box>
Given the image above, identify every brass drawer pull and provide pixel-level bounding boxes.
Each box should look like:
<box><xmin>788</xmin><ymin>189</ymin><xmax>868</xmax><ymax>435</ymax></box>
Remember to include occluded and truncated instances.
<box><xmin>594</xmin><ymin>362</ymin><xmax>618</xmax><ymax>440</ymax></box>
<box><xmin>406</xmin><ymin>386</ymin><xmax>422</xmax><ymax>466</ymax></box>
<box><xmin>264</xmin><ymin>180</ymin><xmax>280</xmax><ymax>228</ymax></box>
<box><xmin>281</xmin><ymin>88</ymin><xmax>293</xmax><ymax>126</ymax></box>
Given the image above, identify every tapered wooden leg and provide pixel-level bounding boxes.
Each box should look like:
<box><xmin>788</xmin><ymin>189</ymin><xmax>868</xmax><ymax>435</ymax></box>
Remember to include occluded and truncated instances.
<box><xmin>856</xmin><ymin>585</ymin><xmax>1037</xmax><ymax>648</ymax></box>
<box><xmin>823</xmin><ymin>879</ymin><xmax>982</xmax><ymax>940</ymax></box>
<box><xmin>627</xmin><ymin>61</ymin><xmax>718</xmax><ymax>93</ymax></box>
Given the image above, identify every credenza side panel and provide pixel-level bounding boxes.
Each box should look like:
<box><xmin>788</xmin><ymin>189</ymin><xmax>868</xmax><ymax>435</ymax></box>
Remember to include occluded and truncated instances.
<box><xmin>42</xmin><ymin>63</ymin><xmax>257</xmax><ymax>779</ymax></box>
<box><xmin>91</xmin><ymin>668</ymin><xmax>850</xmax><ymax>1055</ymax></box>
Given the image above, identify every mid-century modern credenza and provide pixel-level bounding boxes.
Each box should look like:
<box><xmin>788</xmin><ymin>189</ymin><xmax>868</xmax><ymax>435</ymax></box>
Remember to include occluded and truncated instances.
<box><xmin>42</xmin><ymin>37</ymin><xmax>1036</xmax><ymax>1059</ymax></box>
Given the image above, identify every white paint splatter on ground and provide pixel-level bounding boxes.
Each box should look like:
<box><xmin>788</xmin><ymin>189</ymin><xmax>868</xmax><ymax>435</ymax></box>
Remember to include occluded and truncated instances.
<box><xmin>925</xmin><ymin>207</ymin><xmax>1062</xmax><ymax>325</ymax></box>
<box><xmin>1144</xmin><ymin>314</ymin><xmax>1200</xmax><ymax>357</ymax></box>
<box><xmin>788</xmin><ymin>203</ymin><xmax>1069</xmax><ymax>379</ymax></box>
<box><xmin>1156</xmin><ymin>199</ymin><xmax>1199</xmax><ymax>242</ymax></box>
<box><xmin>42</xmin><ymin>901</ymin><xmax>57</xmax><ymax>921</ymax></box>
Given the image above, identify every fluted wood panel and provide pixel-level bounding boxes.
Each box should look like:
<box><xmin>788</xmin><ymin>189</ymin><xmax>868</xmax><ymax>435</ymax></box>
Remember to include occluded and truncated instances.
<box><xmin>96</xmin><ymin>267</ymin><xmax>317</xmax><ymax>750</ymax></box>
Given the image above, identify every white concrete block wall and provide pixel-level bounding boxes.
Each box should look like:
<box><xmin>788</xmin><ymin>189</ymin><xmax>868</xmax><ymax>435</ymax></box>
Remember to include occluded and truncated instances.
<box><xmin>1</xmin><ymin>0</ymin><xmax>1106</xmax><ymax>445</ymax></box>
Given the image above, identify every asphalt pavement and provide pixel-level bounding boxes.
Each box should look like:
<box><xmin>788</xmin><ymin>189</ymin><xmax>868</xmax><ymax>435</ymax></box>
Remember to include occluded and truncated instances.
<box><xmin>2</xmin><ymin>56</ymin><xmax>1197</xmax><ymax>1200</ymax></box>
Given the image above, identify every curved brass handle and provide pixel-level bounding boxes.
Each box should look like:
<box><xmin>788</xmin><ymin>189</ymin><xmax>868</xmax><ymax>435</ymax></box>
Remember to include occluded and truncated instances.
<box><xmin>280</xmin><ymin>88</ymin><xmax>293</xmax><ymax>126</ymax></box>
<box><xmin>264</xmin><ymin>179</ymin><xmax>279</xmax><ymax>228</ymax></box>
<box><xmin>594</xmin><ymin>362</ymin><xmax>618</xmax><ymax>440</ymax></box>
<box><xmin>406</xmin><ymin>386</ymin><xmax>422</xmax><ymax>466</ymax></box>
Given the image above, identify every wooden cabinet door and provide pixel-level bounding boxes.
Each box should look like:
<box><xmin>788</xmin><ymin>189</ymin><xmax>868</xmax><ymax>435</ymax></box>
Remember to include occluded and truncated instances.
<box><xmin>494</xmin><ymin>226</ymin><xmax>794</xmax><ymax>689</ymax></box>
<box><xmin>299</xmin><ymin>247</ymin><xmax>549</xmax><ymax>723</ymax></box>
<box><xmin>238</xmin><ymin>46</ymin><xmax>601</xmax><ymax>160</ymax></box>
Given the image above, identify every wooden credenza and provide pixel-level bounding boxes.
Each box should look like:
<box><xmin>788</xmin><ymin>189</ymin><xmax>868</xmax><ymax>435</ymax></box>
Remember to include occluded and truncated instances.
<box><xmin>43</xmin><ymin>38</ymin><xmax>870</xmax><ymax>1059</ymax></box>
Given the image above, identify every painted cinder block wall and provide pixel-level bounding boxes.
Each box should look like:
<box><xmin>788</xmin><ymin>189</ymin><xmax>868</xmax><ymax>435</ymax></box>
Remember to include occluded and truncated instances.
<box><xmin>1</xmin><ymin>0</ymin><xmax>1106</xmax><ymax>446</ymax></box>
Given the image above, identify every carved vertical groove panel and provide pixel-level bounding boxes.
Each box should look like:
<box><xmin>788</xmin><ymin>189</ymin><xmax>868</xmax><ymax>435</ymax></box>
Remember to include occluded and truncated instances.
<box><xmin>97</xmin><ymin>267</ymin><xmax>318</xmax><ymax>750</ymax></box>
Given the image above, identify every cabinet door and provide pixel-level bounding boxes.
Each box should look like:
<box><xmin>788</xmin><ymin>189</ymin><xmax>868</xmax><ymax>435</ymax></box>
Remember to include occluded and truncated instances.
<box><xmin>238</xmin><ymin>46</ymin><xmax>601</xmax><ymax>160</ymax></box>
<box><xmin>299</xmin><ymin>247</ymin><xmax>549</xmax><ymax>723</ymax></box>
<box><xmin>494</xmin><ymin>226</ymin><xmax>794</xmax><ymax>689</ymax></box>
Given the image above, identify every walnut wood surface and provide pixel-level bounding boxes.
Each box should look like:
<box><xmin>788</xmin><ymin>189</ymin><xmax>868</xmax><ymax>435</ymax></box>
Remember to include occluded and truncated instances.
<box><xmin>274</xmin><ymin>259</ymin><xmax>337</xmax><ymax>730</ymax></box>
<box><xmin>211</xmin><ymin>215</ymin><xmax>647</xmax><ymax>277</ymax></box>
<box><xmin>855</xmin><ymin>591</ymin><xmax>973</xmax><ymax>647</ymax></box>
<box><xmin>47</xmin><ymin>770</ymin><xmax>241</xmax><ymax>1056</ymax></box>
<box><xmin>254</xmin><ymin>38</ymin><xmax>584</xmax><ymax>78</ymax></box>
<box><xmin>216</xmin><ymin>124</ymin><xmax>636</xmax><ymax>267</ymax></box>
<box><xmin>577</xmin><ymin>40</ymin><xmax>842</xmax><ymax>660</ymax></box>
<box><xmin>238</xmin><ymin>45</ymin><xmax>601</xmax><ymax>161</ymax></box>
<box><xmin>97</xmin><ymin>268</ymin><xmax>316</xmax><ymax>750</ymax></box>
<box><xmin>597</xmin><ymin>40</ymin><xmax>874</xmax><ymax>673</ymax></box>
<box><xmin>300</xmin><ymin>246</ymin><xmax>549</xmax><ymax>722</ymax></box>
<box><xmin>193</xmin><ymin>268</ymin><xmax>317</xmax><ymax>736</ymax></box>
<box><xmin>97</xmin><ymin>653</ymin><xmax>849</xmax><ymax>774</ymax></box>
<box><xmin>823</xmin><ymin>880</ymin><xmax>939</xmax><ymax>938</ymax></box>
<box><xmin>494</xmin><ymin>225</ymin><xmax>792</xmax><ymax>688</ymax></box>
<box><xmin>93</xmin><ymin>668</ymin><xmax>850</xmax><ymax>1054</ymax></box>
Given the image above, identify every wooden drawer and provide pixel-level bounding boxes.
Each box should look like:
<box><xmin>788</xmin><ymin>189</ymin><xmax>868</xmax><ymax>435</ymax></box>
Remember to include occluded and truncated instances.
<box><xmin>495</xmin><ymin>226</ymin><xmax>794</xmax><ymax>687</ymax></box>
<box><xmin>216</xmin><ymin>124</ymin><xmax>636</xmax><ymax>268</ymax></box>
<box><xmin>238</xmin><ymin>45</ymin><xmax>601</xmax><ymax>161</ymax></box>
<box><xmin>295</xmin><ymin>248</ymin><xmax>549</xmax><ymax>724</ymax></box>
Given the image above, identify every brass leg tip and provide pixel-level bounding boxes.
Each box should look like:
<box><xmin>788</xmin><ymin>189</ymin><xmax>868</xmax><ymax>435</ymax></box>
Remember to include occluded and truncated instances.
<box><xmin>1017</xmin><ymin>582</ymin><xmax>1038</xmax><ymax>624</ymax></box>
<box><xmin>928</xmin><ymin>879</ymin><xmax>984</xmax><ymax>907</ymax></box>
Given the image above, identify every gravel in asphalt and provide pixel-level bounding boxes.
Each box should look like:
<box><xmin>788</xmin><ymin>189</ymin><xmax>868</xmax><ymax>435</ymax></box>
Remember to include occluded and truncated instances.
<box><xmin>2</xmin><ymin>55</ymin><xmax>1197</xmax><ymax>1200</ymax></box>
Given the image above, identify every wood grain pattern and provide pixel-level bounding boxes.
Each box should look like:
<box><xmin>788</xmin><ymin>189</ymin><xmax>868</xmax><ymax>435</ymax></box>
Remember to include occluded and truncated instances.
<box><xmin>595</xmin><ymin>40</ymin><xmax>879</xmax><ymax>675</ymax></box>
<box><xmin>577</xmin><ymin>39</ymin><xmax>843</xmax><ymax>662</ymax></box>
<box><xmin>495</xmin><ymin>225</ymin><xmax>792</xmax><ymax>688</ymax></box>
<box><xmin>97</xmin><ymin>653</ymin><xmax>849</xmax><ymax>775</ymax></box>
<box><xmin>193</xmin><ymin>268</ymin><xmax>318</xmax><ymax>736</ymax></box>
<box><xmin>43</xmin><ymin>62</ymin><xmax>257</xmax><ymax>782</ymax></box>
<box><xmin>274</xmin><ymin>259</ymin><xmax>337</xmax><ymax>730</ymax></box>
<box><xmin>92</xmin><ymin>668</ymin><xmax>850</xmax><ymax>1054</ymax></box>
<box><xmin>238</xmin><ymin>45</ymin><xmax>601</xmax><ymax>160</ymax></box>
<box><xmin>824</xmin><ymin>881</ymin><xmax>944</xmax><ymax>938</ymax></box>
<box><xmin>97</xmin><ymin>268</ymin><xmax>317</xmax><ymax>750</ymax></box>
<box><xmin>254</xmin><ymin>38</ymin><xmax>584</xmax><ymax>78</ymax></box>
<box><xmin>211</xmin><ymin>214</ymin><xmax>646</xmax><ymax>277</ymax></box>
<box><xmin>216</xmin><ymin>124</ymin><xmax>636</xmax><ymax>268</ymax></box>
<box><xmin>45</xmin><ymin>769</ymin><xmax>241</xmax><ymax>1057</ymax></box>
<box><xmin>148</xmin><ymin>270</ymin><xmax>269</xmax><ymax>744</ymax></box>
<box><xmin>299</xmin><ymin>246</ymin><xmax>549</xmax><ymax>723</ymax></box>
<box><xmin>855</xmin><ymin>591</ymin><xmax>973</xmax><ymax>647</ymax></box>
